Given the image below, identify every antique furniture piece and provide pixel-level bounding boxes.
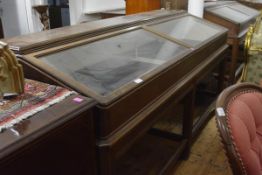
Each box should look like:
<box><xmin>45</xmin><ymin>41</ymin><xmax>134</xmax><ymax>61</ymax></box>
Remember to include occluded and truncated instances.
<box><xmin>0</xmin><ymin>42</ymin><xmax>24</xmax><ymax>96</ymax></box>
<box><xmin>3</xmin><ymin>10</ymin><xmax>228</xmax><ymax>175</ymax></box>
<box><xmin>242</xmin><ymin>15</ymin><xmax>262</xmax><ymax>84</ymax></box>
<box><xmin>216</xmin><ymin>83</ymin><xmax>262</xmax><ymax>175</ymax></box>
<box><xmin>0</xmin><ymin>80</ymin><xmax>96</xmax><ymax>175</ymax></box>
<box><xmin>33</xmin><ymin>5</ymin><xmax>50</xmax><ymax>30</ymax></box>
<box><xmin>204</xmin><ymin>1</ymin><xmax>260</xmax><ymax>84</ymax></box>
<box><xmin>238</xmin><ymin>0</ymin><xmax>262</xmax><ymax>10</ymax></box>
<box><xmin>126</xmin><ymin>0</ymin><xmax>161</xmax><ymax>15</ymax></box>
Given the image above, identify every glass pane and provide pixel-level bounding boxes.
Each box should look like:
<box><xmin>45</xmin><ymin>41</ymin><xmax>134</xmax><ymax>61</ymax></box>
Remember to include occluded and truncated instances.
<box><xmin>39</xmin><ymin>30</ymin><xmax>189</xmax><ymax>96</ymax></box>
<box><xmin>210</xmin><ymin>6</ymin><xmax>251</xmax><ymax>23</ymax></box>
<box><xmin>230</xmin><ymin>3</ymin><xmax>259</xmax><ymax>16</ymax></box>
<box><xmin>149</xmin><ymin>16</ymin><xmax>221</xmax><ymax>47</ymax></box>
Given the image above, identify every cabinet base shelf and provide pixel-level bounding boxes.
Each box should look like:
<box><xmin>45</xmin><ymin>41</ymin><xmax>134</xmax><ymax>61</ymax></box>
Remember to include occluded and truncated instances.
<box><xmin>116</xmin><ymin>133</ymin><xmax>187</xmax><ymax>175</ymax></box>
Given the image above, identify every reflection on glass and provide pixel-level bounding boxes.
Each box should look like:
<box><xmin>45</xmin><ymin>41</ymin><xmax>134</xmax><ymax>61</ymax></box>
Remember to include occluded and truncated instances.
<box><xmin>149</xmin><ymin>16</ymin><xmax>221</xmax><ymax>47</ymax></box>
<box><xmin>211</xmin><ymin>6</ymin><xmax>250</xmax><ymax>23</ymax></box>
<box><xmin>40</xmin><ymin>30</ymin><xmax>189</xmax><ymax>96</ymax></box>
<box><xmin>230</xmin><ymin>3</ymin><xmax>259</xmax><ymax>17</ymax></box>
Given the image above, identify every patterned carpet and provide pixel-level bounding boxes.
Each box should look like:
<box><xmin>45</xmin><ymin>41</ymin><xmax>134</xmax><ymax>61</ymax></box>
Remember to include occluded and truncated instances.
<box><xmin>0</xmin><ymin>79</ymin><xmax>74</xmax><ymax>132</ymax></box>
<box><xmin>172</xmin><ymin>117</ymin><xmax>233</xmax><ymax>175</ymax></box>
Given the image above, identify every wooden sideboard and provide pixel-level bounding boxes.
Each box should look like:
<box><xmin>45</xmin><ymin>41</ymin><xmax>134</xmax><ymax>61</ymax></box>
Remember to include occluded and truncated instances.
<box><xmin>0</xmin><ymin>94</ymin><xmax>96</xmax><ymax>175</ymax></box>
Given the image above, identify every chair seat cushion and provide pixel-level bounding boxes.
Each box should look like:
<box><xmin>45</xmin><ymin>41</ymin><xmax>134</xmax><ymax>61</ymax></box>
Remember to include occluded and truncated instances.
<box><xmin>228</xmin><ymin>92</ymin><xmax>262</xmax><ymax>175</ymax></box>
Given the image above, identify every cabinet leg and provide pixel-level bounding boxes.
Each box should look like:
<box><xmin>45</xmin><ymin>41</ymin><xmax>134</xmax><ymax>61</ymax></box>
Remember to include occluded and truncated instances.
<box><xmin>218</xmin><ymin>56</ymin><xmax>226</xmax><ymax>92</ymax></box>
<box><xmin>97</xmin><ymin>146</ymin><xmax>113</xmax><ymax>175</ymax></box>
<box><xmin>181</xmin><ymin>88</ymin><xmax>195</xmax><ymax>159</ymax></box>
<box><xmin>229</xmin><ymin>41</ymin><xmax>239</xmax><ymax>84</ymax></box>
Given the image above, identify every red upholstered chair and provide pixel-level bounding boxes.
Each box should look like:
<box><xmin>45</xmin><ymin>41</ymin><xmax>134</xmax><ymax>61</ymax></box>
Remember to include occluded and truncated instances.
<box><xmin>216</xmin><ymin>83</ymin><xmax>262</xmax><ymax>175</ymax></box>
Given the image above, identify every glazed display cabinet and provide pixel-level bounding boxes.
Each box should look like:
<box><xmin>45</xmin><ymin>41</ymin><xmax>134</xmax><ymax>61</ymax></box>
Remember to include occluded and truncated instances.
<box><xmin>3</xmin><ymin>10</ymin><xmax>228</xmax><ymax>175</ymax></box>
<box><xmin>204</xmin><ymin>1</ymin><xmax>260</xmax><ymax>84</ymax></box>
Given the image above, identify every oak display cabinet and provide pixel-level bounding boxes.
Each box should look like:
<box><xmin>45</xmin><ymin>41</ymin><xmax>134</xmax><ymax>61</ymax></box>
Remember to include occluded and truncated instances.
<box><xmin>0</xmin><ymin>95</ymin><xmax>96</xmax><ymax>175</ymax></box>
<box><xmin>204</xmin><ymin>1</ymin><xmax>260</xmax><ymax>84</ymax></box>
<box><xmin>3</xmin><ymin>10</ymin><xmax>228</xmax><ymax>175</ymax></box>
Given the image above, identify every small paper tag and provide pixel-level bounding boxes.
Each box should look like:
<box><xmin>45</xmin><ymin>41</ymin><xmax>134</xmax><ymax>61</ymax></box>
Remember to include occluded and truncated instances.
<box><xmin>10</xmin><ymin>128</ymin><xmax>20</xmax><ymax>136</ymax></box>
<box><xmin>134</xmin><ymin>78</ymin><xmax>143</xmax><ymax>84</ymax></box>
<box><xmin>216</xmin><ymin>107</ymin><xmax>226</xmax><ymax>117</ymax></box>
<box><xmin>73</xmin><ymin>97</ymin><xmax>84</xmax><ymax>103</ymax></box>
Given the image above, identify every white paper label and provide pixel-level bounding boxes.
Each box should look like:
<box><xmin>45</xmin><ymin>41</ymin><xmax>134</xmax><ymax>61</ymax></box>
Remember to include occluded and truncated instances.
<box><xmin>134</xmin><ymin>78</ymin><xmax>143</xmax><ymax>84</ymax></box>
<box><xmin>216</xmin><ymin>107</ymin><xmax>226</xmax><ymax>117</ymax></box>
<box><xmin>10</xmin><ymin>128</ymin><xmax>20</xmax><ymax>136</ymax></box>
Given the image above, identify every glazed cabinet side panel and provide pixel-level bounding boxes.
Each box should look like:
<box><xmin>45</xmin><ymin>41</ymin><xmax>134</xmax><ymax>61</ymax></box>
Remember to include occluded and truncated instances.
<box><xmin>204</xmin><ymin>12</ymin><xmax>239</xmax><ymax>38</ymax></box>
<box><xmin>18</xmin><ymin>58</ymin><xmax>70</xmax><ymax>87</ymax></box>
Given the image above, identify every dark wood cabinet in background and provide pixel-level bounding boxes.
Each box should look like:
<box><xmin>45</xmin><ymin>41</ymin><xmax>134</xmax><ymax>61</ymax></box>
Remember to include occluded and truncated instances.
<box><xmin>49</xmin><ymin>5</ymin><xmax>70</xmax><ymax>29</ymax></box>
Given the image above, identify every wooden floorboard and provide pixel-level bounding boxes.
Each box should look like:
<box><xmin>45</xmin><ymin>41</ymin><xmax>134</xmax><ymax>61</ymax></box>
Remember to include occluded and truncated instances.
<box><xmin>171</xmin><ymin>117</ymin><xmax>233</xmax><ymax>175</ymax></box>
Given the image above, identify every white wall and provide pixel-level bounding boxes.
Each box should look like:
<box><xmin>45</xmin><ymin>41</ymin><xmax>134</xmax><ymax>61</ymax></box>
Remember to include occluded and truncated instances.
<box><xmin>83</xmin><ymin>0</ymin><xmax>125</xmax><ymax>14</ymax></box>
<box><xmin>34</xmin><ymin>0</ymin><xmax>48</xmax><ymax>5</ymax></box>
<box><xmin>0</xmin><ymin>0</ymin><xmax>29</xmax><ymax>37</ymax></box>
<box><xmin>26</xmin><ymin>0</ymin><xmax>46</xmax><ymax>33</ymax></box>
<box><xmin>69</xmin><ymin>0</ymin><xmax>101</xmax><ymax>25</ymax></box>
<box><xmin>1</xmin><ymin>0</ymin><xmax>125</xmax><ymax>36</ymax></box>
<box><xmin>69</xmin><ymin>0</ymin><xmax>125</xmax><ymax>25</ymax></box>
<box><xmin>0</xmin><ymin>0</ymin><xmax>46</xmax><ymax>37</ymax></box>
<box><xmin>188</xmin><ymin>0</ymin><xmax>204</xmax><ymax>18</ymax></box>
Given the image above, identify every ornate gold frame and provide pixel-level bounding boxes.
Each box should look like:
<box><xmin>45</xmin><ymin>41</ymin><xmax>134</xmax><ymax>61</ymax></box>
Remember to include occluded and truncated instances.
<box><xmin>241</xmin><ymin>25</ymin><xmax>254</xmax><ymax>81</ymax></box>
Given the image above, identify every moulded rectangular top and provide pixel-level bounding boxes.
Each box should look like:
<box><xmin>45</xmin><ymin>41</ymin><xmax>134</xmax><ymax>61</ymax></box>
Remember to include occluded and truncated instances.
<box><xmin>3</xmin><ymin>10</ymin><xmax>184</xmax><ymax>54</ymax></box>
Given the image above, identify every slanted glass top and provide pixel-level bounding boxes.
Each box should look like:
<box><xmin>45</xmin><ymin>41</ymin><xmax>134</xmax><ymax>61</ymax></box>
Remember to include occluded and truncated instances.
<box><xmin>148</xmin><ymin>16</ymin><xmax>222</xmax><ymax>47</ymax></box>
<box><xmin>209</xmin><ymin>6</ymin><xmax>252</xmax><ymax>23</ymax></box>
<box><xmin>39</xmin><ymin>29</ymin><xmax>189</xmax><ymax>96</ymax></box>
<box><xmin>229</xmin><ymin>3</ymin><xmax>259</xmax><ymax>16</ymax></box>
